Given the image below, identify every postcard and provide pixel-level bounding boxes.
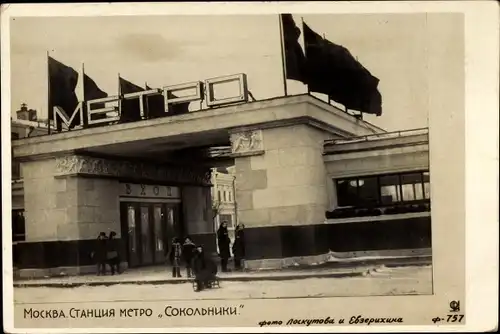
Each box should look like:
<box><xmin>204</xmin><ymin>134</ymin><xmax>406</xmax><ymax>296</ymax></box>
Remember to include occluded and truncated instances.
<box><xmin>1</xmin><ymin>1</ymin><xmax>498</xmax><ymax>333</ymax></box>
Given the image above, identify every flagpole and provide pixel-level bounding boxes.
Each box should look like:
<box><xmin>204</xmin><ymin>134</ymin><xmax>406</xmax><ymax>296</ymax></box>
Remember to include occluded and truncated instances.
<box><xmin>80</xmin><ymin>63</ymin><xmax>85</xmax><ymax>101</ymax></box>
<box><xmin>278</xmin><ymin>14</ymin><xmax>288</xmax><ymax>96</ymax></box>
<box><xmin>323</xmin><ymin>33</ymin><xmax>331</xmax><ymax>105</ymax></box>
<box><xmin>118</xmin><ymin>73</ymin><xmax>122</xmax><ymax>118</ymax></box>
<box><xmin>144</xmin><ymin>81</ymin><xmax>150</xmax><ymax>118</ymax></box>
<box><xmin>46</xmin><ymin>51</ymin><xmax>51</xmax><ymax>134</ymax></box>
<box><xmin>301</xmin><ymin>17</ymin><xmax>310</xmax><ymax>95</ymax></box>
<box><xmin>81</xmin><ymin>63</ymin><xmax>88</xmax><ymax>125</ymax></box>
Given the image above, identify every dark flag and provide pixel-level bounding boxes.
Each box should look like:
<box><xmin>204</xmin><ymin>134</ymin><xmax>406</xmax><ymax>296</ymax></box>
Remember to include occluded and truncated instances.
<box><xmin>48</xmin><ymin>57</ymin><xmax>79</xmax><ymax>129</ymax></box>
<box><xmin>281</xmin><ymin>14</ymin><xmax>307</xmax><ymax>83</ymax></box>
<box><xmin>84</xmin><ymin>73</ymin><xmax>108</xmax><ymax>122</ymax></box>
<box><xmin>119</xmin><ymin>77</ymin><xmax>144</xmax><ymax>122</ymax></box>
<box><xmin>303</xmin><ymin>23</ymin><xmax>382</xmax><ymax>116</ymax></box>
<box><xmin>145</xmin><ymin>84</ymin><xmax>190</xmax><ymax>118</ymax></box>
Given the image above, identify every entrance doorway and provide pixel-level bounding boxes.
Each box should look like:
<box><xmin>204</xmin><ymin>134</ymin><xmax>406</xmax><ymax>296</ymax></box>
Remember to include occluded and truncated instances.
<box><xmin>120</xmin><ymin>202</ymin><xmax>183</xmax><ymax>268</ymax></box>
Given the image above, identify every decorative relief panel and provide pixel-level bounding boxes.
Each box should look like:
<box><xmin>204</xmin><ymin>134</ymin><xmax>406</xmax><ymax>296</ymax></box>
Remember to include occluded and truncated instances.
<box><xmin>55</xmin><ymin>155</ymin><xmax>212</xmax><ymax>186</ymax></box>
<box><xmin>230</xmin><ymin>130</ymin><xmax>263</xmax><ymax>155</ymax></box>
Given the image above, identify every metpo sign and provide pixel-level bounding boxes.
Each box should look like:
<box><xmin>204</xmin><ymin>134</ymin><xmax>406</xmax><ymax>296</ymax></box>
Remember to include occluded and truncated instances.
<box><xmin>53</xmin><ymin>73</ymin><xmax>248</xmax><ymax>131</ymax></box>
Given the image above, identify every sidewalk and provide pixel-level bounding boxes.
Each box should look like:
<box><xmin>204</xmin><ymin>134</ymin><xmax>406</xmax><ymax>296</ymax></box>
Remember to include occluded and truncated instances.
<box><xmin>13</xmin><ymin>255</ymin><xmax>431</xmax><ymax>288</ymax></box>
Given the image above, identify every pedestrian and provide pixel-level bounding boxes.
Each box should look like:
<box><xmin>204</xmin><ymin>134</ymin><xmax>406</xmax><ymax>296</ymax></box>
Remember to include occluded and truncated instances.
<box><xmin>106</xmin><ymin>231</ymin><xmax>121</xmax><ymax>275</ymax></box>
<box><xmin>192</xmin><ymin>245</ymin><xmax>217</xmax><ymax>292</ymax></box>
<box><xmin>232</xmin><ymin>224</ymin><xmax>246</xmax><ymax>270</ymax></box>
<box><xmin>217</xmin><ymin>221</ymin><xmax>231</xmax><ymax>272</ymax></box>
<box><xmin>182</xmin><ymin>236</ymin><xmax>197</xmax><ymax>278</ymax></box>
<box><xmin>168</xmin><ymin>237</ymin><xmax>183</xmax><ymax>278</ymax></box>
<box><xmin>95</xmin><ymin>232</ymin><xmax>108</xmax><ymax>275</ymax></box>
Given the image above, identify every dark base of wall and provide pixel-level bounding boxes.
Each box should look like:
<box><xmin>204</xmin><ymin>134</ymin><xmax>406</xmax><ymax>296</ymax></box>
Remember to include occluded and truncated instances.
<box><xmin>13</xmin><ymin>239</ymin><xmax>126</xmax><ymax>269</ymax></box>
<box><xmin>244</xmin><ymin>216</ymin><xmax>432</xmax><ymax>260</ymax></box>
<box><xmin>13</xmin><ymin>218</ymin><xmax>430</xmax><ymax>269</ymax></box>
<box><xmin>13</xmin><ymin>234</ymin><xmax>217</xmax><ymax>270</ymax></box>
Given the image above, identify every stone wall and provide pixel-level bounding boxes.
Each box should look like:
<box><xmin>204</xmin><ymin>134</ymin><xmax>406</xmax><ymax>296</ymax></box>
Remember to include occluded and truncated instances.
<box><xmin>235</xmin><ymin>124</ymin><xmax>334</xmax><ymax>229</ymax></box>
<box><xmin>22</xmin><ymin>159</ymin><xmax>120</xmax><ymax>242</ymax></box>
<box><xmin>17</xmin><ymin>159</ymin><xmax>122</xmax><ymax>270</ymax></box>
<box><xmin>232</xmin><ymin>124</ymin><xmax>339</xmax><ymax>261</ymax></box>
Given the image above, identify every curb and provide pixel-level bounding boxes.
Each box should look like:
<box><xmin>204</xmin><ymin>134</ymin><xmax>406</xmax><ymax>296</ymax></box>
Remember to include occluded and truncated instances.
<box><xmin>14</xmin><ymin>270</ymin><xmax>366</xmax><ymax>288</ymax></box>
<box><xmin>13</xmin><ymin>257</ymin><xmax>432</xmax><ymax>289</ymax></box>
<box><xmin>303</xmin><ymin>256</ymin><xmax>432</xmax><ymax>270</ymax></box>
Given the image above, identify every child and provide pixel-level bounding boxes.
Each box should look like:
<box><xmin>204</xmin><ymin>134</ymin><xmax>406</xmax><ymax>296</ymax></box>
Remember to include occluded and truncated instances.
<box><xmin>182</xmin><ymin>236</ymin><xmax>197</xmax><ymax>278</ymax></box>
<box><xmin>168</xmin><ymin>237</ymin><xmax>183</xmax><ymax>278</ymax></box>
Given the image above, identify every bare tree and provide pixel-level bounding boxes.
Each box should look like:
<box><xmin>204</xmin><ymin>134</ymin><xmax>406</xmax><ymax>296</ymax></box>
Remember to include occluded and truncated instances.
<box><xmin>212</xmin><ymin>200</ymin><xmax>221</xmax><ymax>220</ymax></box>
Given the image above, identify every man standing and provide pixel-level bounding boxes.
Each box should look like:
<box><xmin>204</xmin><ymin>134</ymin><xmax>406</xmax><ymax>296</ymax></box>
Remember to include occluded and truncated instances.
<box><xmin>217</xmin><ymin>221</ymin><xmax>231</xmax><ymax>272</ymax></box>
<box><xmin>232</xmin><ymin>224</ymin><xmax>246</xmax><ymax>271</ymax></box>
<box><xmin>95</xmin><ymin>232</ymin><xmax>108</xmax><ymax>275</ymax></box>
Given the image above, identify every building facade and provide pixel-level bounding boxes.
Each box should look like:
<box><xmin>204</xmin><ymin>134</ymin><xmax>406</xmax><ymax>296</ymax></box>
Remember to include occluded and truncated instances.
<box><xmin>11</xmin><ymin>95</ymin><xmax>431</xmax><ymax>277</ymax></box>
<box><xmin>211</xmin><ymin>167</ymin><xmax>237</xmax><ymax>244</ymax></box>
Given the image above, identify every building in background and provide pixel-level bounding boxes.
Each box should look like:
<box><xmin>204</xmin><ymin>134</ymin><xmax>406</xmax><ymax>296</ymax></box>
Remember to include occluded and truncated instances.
<box><xmin>211</xmin><ymin>167</ymin><xmax>237</xmax><ymax>244</ymax></box>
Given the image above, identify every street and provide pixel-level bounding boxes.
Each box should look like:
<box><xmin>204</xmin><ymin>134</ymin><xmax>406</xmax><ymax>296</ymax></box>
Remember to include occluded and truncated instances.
<box><xmin>14</xmin><ymin>265</ymin><xmax>432</xmax><ymax>304</ymax></box>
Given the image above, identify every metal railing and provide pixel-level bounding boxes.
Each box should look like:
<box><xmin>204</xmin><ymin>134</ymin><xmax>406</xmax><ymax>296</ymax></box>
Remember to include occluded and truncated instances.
<box><xmin>324</xmin><ymin>127</ymin><xmax>429</xmax><ymax>146</ymax></box>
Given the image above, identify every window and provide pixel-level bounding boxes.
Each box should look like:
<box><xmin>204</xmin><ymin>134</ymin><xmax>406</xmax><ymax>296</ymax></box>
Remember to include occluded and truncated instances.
<box><xmin>228</xmin><ymin>191</ymin><xmax>232</xmax><ymax>202</ymax></box>
<box><xmin>11</xmin><ymin>132</ymin><xmax>20</xmax><ymax>179</ymax></box>
<box><xmin>357</xmin><ymin>176</ymin><xmax>379</xmax><ymax>207</ymax></box>
<box><xmin>219</xmin><ymin>214</ymin><xmax>233</xmax><ymax>228</ymax></box>
<box><xmin>379</xmin><ymin>175</ymin><xmax>401</xmax><ymax>205</ymax></box>
<box><xmin>12</xmin><ymin>210</ymin><xmax>25</xmax><ymax>242</ymax></box>
<box><xmin>217</xmin><ymin>191</ymin><xmax>222</xmax><ymax>202</ymax></box>
<box><xmin>401</xmin><ymin>173</ymin><xmax>424</xmax><ymax>201</ymax></box>
<box><xmin>423</xmin><ymin>172</ymin><xmax>431</xmax><ymax>199</ymax></box>
<box><xmin>336</xmin><ymin>178</ymin><xmax>359</xmax><ymax>207</ymax></box>
<box><xmin>335</xmin><ymin>171</ymin><xmax>430</xmax><ymax>208</ymax></box>
<box><xmin>223</xmin><ymin>191</ymin><xmax>227</xmax><ymax>202</ymax></box>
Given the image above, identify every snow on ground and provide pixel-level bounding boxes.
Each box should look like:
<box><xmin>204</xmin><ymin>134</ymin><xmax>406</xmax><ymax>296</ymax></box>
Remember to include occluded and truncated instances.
<box><xmin>14</xmin><ymin>265</ymin><xmax>432</xmax><ymax>305</ymax></box>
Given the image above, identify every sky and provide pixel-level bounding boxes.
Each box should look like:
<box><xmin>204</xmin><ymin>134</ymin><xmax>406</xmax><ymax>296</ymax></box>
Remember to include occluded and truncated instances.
<box><xmin>9</xmin><ymin>13</ymin><xmax>461</xmax><ymax>131</ymax></box>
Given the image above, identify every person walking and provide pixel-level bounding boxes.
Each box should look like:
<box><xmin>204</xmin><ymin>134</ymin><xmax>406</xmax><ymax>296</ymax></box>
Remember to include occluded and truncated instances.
<box><xmin>232</xmin><ymin>224</ymin><xmax>246</xmax><ymax>271</ymax></box>
<box><xmin>182</xmin><ymin>236</ymin><xmax>197</xmax><ymax>278</ymax></box>
<box><xmin>168</xmin><ymin>237</ymin><xmax>183</xmax><ymax>278</ymax></box>
<box><xmin>95</xmin><ymin>232</ymin><xmax>108</xmax><ymax>275</ymax></box>
<box><xmin>106</xmin><ymin>231</ymin><xmax>121</xmax><ymax>275</ymax></box>
<box><xmin>217</xmin><ymin>221</ymin><xmax>231</xmax><ymax>272</ymax></box>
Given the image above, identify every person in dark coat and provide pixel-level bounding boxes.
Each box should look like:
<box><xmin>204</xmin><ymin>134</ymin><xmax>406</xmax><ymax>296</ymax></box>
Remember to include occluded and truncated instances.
<box><xmin>232</xmin><ymin>224</ymin><xmax>246</xmax><ymax>270</ymax></box>
<box><xmin>106</xmin><ymin>231</ymin><xmax>121</xmax><ymax>275</ymax></box>
<box><xmin>95</xmin><ymin>232</ymin><xmax>108</xmax><ymax>275</ymax></box>
<box><xmin>168</xmin><ymin>237</ymin><xmax>183</xmax><ymax>278</ymax></box>
<box><xmin>182</xmin><ymin>236</ymin><xmax>197</xmax><ymax>278</ymax></box>
<box><xmin>217</xmin><ymin>221</ymin><xmax>231</xmax><ymax>272</ymax></box>
<box><xmin>192</xmin><ymin>245</ymin><xmax>217</xmax><ymax>292</ymax></box>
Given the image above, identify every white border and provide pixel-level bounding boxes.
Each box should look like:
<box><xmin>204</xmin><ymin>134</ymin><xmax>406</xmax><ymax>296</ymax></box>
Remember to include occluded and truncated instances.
<box><xmin>2</xmin><ymin>1</ymin><xmax>498</xmax><ymax>333</ymax></box>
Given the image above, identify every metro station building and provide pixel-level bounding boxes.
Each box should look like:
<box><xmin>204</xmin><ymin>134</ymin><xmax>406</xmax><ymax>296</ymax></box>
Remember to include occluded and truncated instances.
<box><xmin>11</xmin><ymin>94</ymin><xmax>431</xmax><ymax>277</ymax></box>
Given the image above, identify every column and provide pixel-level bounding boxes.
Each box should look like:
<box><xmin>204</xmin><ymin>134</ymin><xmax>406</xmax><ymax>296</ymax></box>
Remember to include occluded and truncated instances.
<box><xmin>182</xmin><ymin>186</ymin><xmax>217</xmax><ymax>255</ymax></box>
<box><xmin>231</xmin><ymin>124</ymin><xmax>331</xmax><ymax>266</ymax></box>
<box><xmin>18</xmin><ymin>157</ymin><xmax>120</xmax><ymax>276</ymax></box>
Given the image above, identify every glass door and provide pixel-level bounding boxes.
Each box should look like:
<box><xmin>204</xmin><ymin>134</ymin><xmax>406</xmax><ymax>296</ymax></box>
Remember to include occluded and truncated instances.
<box><xmin>153</xmin><ymin>204</ymin><xmax>166</xmax><ymax>264</ymax></box>
<box><xmin>124</xmin><ymin>203</ymin><xmax>139</xmax><ymax>268</ymax></box>
<box><xmin>121</xmin><ymin>202</ymin><xmax>183</xmax><ymax>268</ymax></box>
<box><xmin>140</xmin><ymin>205</ymin><xmax>154</xmax><ymax>265</ymax></box>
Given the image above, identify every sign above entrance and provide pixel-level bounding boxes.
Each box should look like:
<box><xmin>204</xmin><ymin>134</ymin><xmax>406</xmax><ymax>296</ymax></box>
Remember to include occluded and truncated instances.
<box><xmin>120</xmin><ymin>183</ymin><xmax>180</xmax><ymax>199</ymax></box>
<box><xmin>53</xmin><ymin>73</ymin><xmax>249</xmax><ymax>132</ymax></box>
